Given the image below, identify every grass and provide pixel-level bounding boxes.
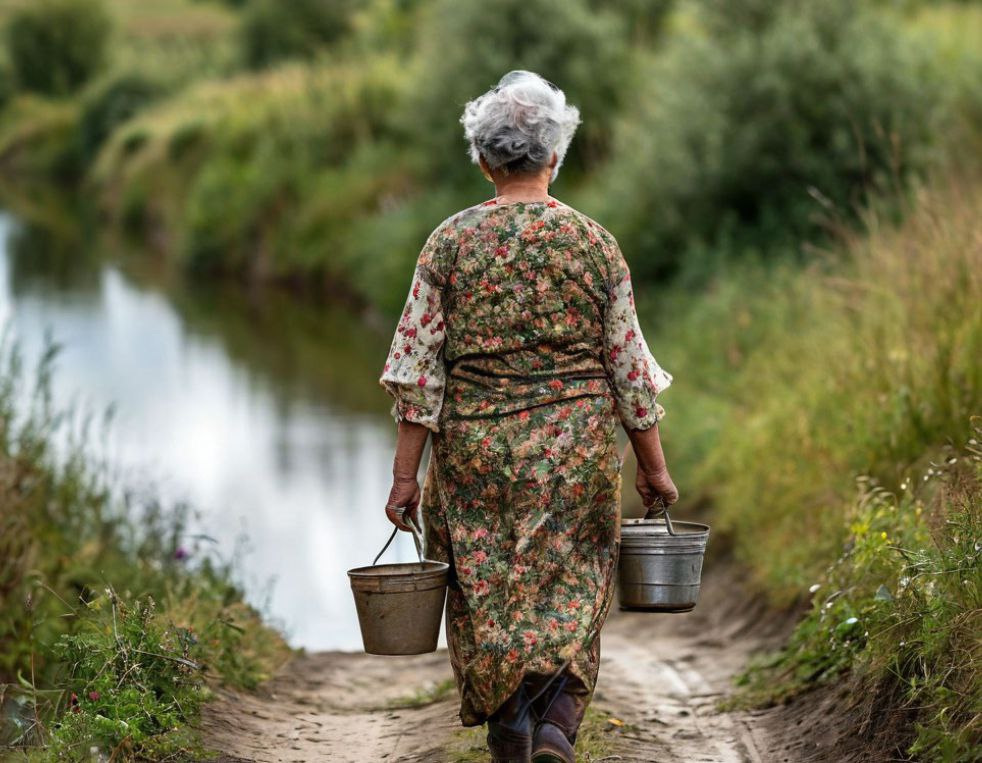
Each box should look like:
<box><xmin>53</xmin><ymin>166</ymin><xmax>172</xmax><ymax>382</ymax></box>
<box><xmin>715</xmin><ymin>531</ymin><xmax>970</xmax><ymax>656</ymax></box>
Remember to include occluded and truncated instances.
<box><xmin>647</xmin><ymin>166</ymin><xmax>982</xmax><ymax>599</ymax></box>
<box><xmin>645</xmin><ymin>167</ymin><xmax>982</xmax><ymax>760</ymax></box>
<box><xmin>386</xmin><ymin>677</ymin><xmax>457</xmax><ymax>710</ymax></box>
<box><xmin>727</xmin><ymin>438</ymin><xmax>981</xmax><ymax>760</ymax></box>
<box><xmin>0</xmin><ymin>339</ymin><xmax>292</xmax><ymax>759</ymax></box>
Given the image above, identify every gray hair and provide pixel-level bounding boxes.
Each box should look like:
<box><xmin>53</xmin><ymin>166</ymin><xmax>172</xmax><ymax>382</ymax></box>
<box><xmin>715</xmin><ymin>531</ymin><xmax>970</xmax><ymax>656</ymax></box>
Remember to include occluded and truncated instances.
<box><xmin>460</xmin><ymin>70</ymin><xmax>581</xmax><ymax>182</ymax></box>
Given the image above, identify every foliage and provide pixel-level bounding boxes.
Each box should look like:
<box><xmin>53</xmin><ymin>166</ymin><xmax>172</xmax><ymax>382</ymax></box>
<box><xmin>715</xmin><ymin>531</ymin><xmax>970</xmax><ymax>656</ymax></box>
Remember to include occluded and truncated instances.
<box><xmin>408</xmin><ymin>0</ymin><xmax>631</xmax><ymax>185</ymax></box>
<box><xmin>4</xmin><ymin>0</ymin><xmax>112</xmax><ymax>97</ymax></box>
<box><xmin>240</xmin><ymin>0</ymin><xmax>361</xmax><ymax>68</ymax></box>
<box><xmin>0</xmin><ymin>341</ymin><xmax>291</xmax><ymax>758</ymax></box>
<box><xmin>731</xmin><ymin>447</ymin><xmax>981</xmax><ymax>761</ymax></box>
<box><xmin>698</xmin><ymin>171</ymin><xmax>981</xmax><ymax>595</ymax></box>
<box><xmin>0</xmin><ymin>98</ymin><xmax>84</xmax><ymax>181</ymax></box>
<box><xmin>76</xmin><ymin>73</ymin><xmax>167</xmax><ymax>164</ymax></box>
<box><xmin>633</xmin><ymin>166</ymin><xmax>981</xmax><ymax>758</ymax></box>
<box><xmin>595</xmin><ymin>0</ymin><xmax>945</xmax><ymax>284</ymax></box>
<box><xmin>4</xmin><ymin>0</ymin><xmax>979</xmax><ymax>321</ymax></box>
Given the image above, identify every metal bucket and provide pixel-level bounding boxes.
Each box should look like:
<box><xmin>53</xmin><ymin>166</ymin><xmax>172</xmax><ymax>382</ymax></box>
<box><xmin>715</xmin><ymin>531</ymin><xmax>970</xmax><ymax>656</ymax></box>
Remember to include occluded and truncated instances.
<box><xmin>618</xmin><ymin>506</ymin><xmax>710</xmax><ymax>612</ymax></box>
<box><xmin>347</xmin><ymin>512</ymin><xmax>448</xmax><ymax>655</ymax></box>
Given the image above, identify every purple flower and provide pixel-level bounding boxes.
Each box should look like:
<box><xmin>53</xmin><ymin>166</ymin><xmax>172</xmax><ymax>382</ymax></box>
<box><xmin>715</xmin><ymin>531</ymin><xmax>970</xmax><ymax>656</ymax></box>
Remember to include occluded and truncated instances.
<box><xmin>173</xmin><ymin>547</ymin><xmax>189</xmax><ymax>561</ymax></box>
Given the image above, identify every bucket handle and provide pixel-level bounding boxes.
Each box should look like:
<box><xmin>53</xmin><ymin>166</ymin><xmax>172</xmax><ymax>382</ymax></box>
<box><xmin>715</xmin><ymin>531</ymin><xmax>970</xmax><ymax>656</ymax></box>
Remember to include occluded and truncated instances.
<box><xmin>643</xmin><ymin>498</ymin><xmax>677</xmax><ymax>536</ymax></box>
<box><xmin>373</xmin><ymin>508</ymin><xmax>427</xmax><ymax>566</ymax></box>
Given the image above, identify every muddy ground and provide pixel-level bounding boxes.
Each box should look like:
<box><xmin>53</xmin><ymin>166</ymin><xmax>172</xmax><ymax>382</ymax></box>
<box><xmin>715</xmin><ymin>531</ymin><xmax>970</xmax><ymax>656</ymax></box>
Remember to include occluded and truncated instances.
<box><xmin>199</xmin><ymin>564</ymin><xmax>887</xmax><ymax>763</ymax></box>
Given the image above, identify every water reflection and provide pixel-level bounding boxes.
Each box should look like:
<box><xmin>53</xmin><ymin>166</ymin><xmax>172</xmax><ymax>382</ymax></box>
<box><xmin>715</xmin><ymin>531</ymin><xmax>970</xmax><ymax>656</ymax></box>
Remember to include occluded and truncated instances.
<box><xmin>0</xmin><ymin>212</ymin><xmax>428</xmax><ymax>651</ymax></box>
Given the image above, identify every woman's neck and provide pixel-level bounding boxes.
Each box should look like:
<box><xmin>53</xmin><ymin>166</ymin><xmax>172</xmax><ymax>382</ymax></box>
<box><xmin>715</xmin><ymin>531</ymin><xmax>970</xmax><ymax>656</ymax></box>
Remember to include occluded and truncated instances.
<box><xmin>492</xmin><ymin>173</ymin><xmax>551</xmax><ymax>203</ymax></box>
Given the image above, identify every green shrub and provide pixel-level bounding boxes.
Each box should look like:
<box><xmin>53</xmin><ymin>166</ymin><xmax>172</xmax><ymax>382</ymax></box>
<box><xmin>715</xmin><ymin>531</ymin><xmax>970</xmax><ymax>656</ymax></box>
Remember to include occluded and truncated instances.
<box><xmin>409</xmin><ymin>0</ymin><xmax>631</xmax><ymax>187</ymax></box>
<box><xmin>591</xmin><ymin>0</ymin><xmax>676</xmax><ymax>45</ymax></box>
<box><xmin>183</xmin><ymin>146</ymin><xmax>299</xmax><ymax>276</ymax></box>
<box><xmin>240</xmin><ymin>0</ymin><xmax>361</xmax><ymax>68</ymax></box>
<box><xmin>733</xmin><ymin>448</ymin><xmax>981</xmax><ymax>761</ymax></box>
<box><xmin>0</xmin><ymin>62</ymin><xmax>13</xmax><ymax>112</ymax></box>
<box><xmin>0</xmin><ymin>342</ymin><xmax>290</xmax><ymax>757</ymax></box>
<box><xmin>77</xmin><ymin>73</ymin><xmax>166</xmax><ymax>164</ymax></box>
<box><xmin>596</xmin><ymin>0</ymin><xmax>944</xmax><ymax>283</ymax></box>
<box><xmin>0</xmin><ymin>99</ymin><xmax>85</xmax><ymax>181</ymax></box>
<box><xmin>4</xmin><ymin>0</ymin><xmax>112</xmax><ymax>97</ymax></box>
<box><xmin>682</xmin><ymin>168</ymin><xmax>982</xmax><ymax>597</ymax></box>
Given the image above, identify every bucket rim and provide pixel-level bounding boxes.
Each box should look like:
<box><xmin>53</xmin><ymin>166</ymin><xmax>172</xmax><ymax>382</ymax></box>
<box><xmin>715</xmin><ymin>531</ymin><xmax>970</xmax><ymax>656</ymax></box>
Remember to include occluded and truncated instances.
<box><xmin>346</xmin><ymin>560</ymin><xmax>450</xmax><ymax>579</ymax></box>
<box><xmin>621</xmin><ymin>518</ymin><xmax>710</xmax><ymax>534</ymax></box>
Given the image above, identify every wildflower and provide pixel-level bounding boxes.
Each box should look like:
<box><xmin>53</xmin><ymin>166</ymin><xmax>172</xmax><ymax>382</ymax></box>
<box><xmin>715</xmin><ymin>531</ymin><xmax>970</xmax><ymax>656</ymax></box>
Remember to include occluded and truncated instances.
<box><xmin>88</xmin><ymin>691</ymin><xmax>100</xmax><ymax>702</ymax></box>
<box><xmin>173</xmin><ymin>547</ymin><xmax>189</xmax><ymax>561</ymax></box>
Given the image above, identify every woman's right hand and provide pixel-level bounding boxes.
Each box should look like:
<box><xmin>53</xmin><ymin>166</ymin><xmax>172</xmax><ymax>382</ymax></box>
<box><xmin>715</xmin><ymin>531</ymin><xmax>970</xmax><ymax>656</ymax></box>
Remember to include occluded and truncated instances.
<box><xmin>635</xmin><ymin>463</ymin><xmax>679</xmax><ymax>509</ymax></box>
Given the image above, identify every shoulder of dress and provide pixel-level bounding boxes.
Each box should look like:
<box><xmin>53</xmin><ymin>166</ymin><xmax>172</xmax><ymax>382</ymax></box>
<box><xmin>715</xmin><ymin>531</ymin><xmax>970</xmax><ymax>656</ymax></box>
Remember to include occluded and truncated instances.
<box><xmin>428</xmin><ymin>203</ymin><xmax>491</xmax><ymax>237</ymax></box>
<box><xmin>555</xmin><ymin>205</ymin><xmax>618</xmax><ymax>245</ymax></box>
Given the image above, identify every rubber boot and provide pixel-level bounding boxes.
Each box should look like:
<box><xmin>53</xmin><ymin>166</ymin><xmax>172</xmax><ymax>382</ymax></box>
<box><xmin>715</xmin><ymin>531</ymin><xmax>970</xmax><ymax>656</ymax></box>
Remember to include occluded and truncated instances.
<box><xmin>487</xmin><ymin>681</ymin><xmax>533</xmax><ymax>763</ymax></box>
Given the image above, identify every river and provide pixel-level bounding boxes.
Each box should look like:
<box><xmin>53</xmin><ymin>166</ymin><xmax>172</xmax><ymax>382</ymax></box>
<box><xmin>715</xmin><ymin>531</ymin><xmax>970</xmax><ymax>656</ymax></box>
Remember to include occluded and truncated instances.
<box><xmin>0</xmin><ymin>211</ymin><xmax>431</xmax><ymax>651</ymax></box>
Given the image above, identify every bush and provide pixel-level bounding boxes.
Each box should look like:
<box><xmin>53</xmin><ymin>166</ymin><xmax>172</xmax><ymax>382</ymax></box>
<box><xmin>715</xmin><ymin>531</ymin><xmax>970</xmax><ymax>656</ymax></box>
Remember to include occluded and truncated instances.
<box><xmin>686</xmin><ymin>168</ymin><xmax>982</xmax><ymax>597</ymax></box>
<box><xmin>409</xmin><ymin>0</ymin><xmax>631</xmax><ymax>188</ymax></box>
<box><xmin>596</xmin><ymin>0</ymin><xmax>944</xmax><ymax>284</ymax></box>
<box><xmin>4</xmin><ymin>0</ymin><xmax>112</xmax><ymax>97</ymax></box>
<box><xmin>0</xmin><ymin>62</ymin><xmax>13</xmax><ymax>113</ymax></box>
<box><xmin>77</xmin><ymin>73</ymin><xmax>166</xmax><ymax>164</ymax></box>
<box><xmin>0</xmin><ymin>343</ymin><xmax>290</xmax><ymax>756</ymax></box>
<box><xmin>733</xmin><ymin>450</ymin><xmax>982</xmax><ymax>761</ymax></box>
<box><xmin>240</xmin><ymin>0</ymin><xmax>360</xmax><ymax>69</ymax></box>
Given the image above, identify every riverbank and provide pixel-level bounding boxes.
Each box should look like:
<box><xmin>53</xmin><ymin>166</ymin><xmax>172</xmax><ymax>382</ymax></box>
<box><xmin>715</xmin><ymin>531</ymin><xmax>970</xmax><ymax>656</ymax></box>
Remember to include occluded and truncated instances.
<box><xmin>0</xmin><ymin>342</ymin><xmax>293</xmax><ymax>759</ymax></box>
<box><xmin>2</xmin><ymin>1</ymin><xmax>978</xmax><ymax>320</ymax></box>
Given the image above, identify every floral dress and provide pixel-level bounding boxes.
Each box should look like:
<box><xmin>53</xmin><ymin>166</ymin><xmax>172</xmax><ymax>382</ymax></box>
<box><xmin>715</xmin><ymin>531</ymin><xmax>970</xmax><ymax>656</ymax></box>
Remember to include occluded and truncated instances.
<box><xmin>379</xmin><ymin>198</ymin><xmax>672</xmax><ymax>727</ymax></box>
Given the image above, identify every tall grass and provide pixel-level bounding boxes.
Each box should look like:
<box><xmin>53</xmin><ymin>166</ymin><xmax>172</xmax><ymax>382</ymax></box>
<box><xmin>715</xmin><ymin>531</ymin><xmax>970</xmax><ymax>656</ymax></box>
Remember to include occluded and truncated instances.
<box><xmin>0</xmin><ymin>339</ymin><xmax>290</xmax><ymax>759</ymax></box>
<box><xmin>645</xmin><ymin>170</ymin><xmax>981</xmax><ymax>759</ymax></box>
<box><xmin>697</xmin><ymin>171</ymin><xmax>981</xmax><ymax>596</ymax></box>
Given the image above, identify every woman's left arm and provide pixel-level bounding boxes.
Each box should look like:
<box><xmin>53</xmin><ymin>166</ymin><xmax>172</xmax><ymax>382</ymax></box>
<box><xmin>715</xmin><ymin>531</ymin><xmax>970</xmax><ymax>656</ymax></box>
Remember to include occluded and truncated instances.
<box><xmin>378</xmin><ymin>227</ymin><xmax>450</xmax><ymax>530</ymax></box>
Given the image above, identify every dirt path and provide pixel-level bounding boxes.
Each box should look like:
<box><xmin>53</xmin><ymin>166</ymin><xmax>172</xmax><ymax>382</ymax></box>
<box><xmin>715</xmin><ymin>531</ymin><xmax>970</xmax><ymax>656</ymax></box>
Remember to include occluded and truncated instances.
<box><xmin>200</xmin><ymin>569</ymin><xmax>798</xmax><ymax>762</ymax></box>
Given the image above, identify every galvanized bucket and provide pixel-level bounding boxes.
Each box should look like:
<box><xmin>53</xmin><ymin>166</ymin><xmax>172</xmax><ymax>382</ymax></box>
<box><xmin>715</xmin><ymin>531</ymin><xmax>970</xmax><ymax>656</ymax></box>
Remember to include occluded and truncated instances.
<box><xmin>348</xmin><ymin>511</ymin><xmax>449</xmax><ymax>655</ymax></box>
<box><xmin>618</xmin><ymin>505</ymin><xmax>710</xmax><ymax>612</ymax></box>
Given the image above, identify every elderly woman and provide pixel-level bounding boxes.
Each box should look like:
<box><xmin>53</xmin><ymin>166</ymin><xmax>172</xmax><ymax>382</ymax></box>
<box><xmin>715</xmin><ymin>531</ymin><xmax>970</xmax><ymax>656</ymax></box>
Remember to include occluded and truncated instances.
<box><xmin>379</xmin><ymin>70</ymin><xmax>678</xmax><ymax>763</ymax></box>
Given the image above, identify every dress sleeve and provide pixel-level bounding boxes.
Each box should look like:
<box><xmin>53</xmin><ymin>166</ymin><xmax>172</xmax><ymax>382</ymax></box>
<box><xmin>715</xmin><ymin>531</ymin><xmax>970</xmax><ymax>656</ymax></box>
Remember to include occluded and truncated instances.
<box><xmin>599</xmin><ymin>232</ymin><xmax>673</xmax><ymax>431</ymax></box>
<box><xmin>378</xmin><ymin>226</ymin><xmax>451</xmax><ymax>433</ymax></box>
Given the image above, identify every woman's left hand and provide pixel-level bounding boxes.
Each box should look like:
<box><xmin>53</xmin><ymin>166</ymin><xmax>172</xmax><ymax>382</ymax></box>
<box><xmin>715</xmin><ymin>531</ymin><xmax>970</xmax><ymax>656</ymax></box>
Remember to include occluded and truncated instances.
<box><xmin>385</xmin><ymin>475</ymin><xmax>421</xmax><ymax>532</ymax></box>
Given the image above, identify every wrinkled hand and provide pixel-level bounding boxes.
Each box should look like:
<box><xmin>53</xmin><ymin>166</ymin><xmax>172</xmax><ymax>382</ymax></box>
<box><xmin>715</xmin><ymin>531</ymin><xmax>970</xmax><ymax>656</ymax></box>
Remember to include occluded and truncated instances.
<box><xmin>385</xmin><ymin>475</ymin><xmax>420</xmax><ymax>532</ymax></box>
<box><xmin>635</xmin><ymin>463</ymin><xmax>679</xmax><ymax>510</ymax></box>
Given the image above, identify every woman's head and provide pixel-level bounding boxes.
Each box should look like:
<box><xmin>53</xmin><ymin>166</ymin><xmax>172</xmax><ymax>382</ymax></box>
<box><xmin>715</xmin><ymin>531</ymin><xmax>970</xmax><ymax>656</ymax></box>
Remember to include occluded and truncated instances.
<box><xmin>461</xmin><ymin>70</ymin><xmax>581</xmax><ymax>183</ymax></box>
